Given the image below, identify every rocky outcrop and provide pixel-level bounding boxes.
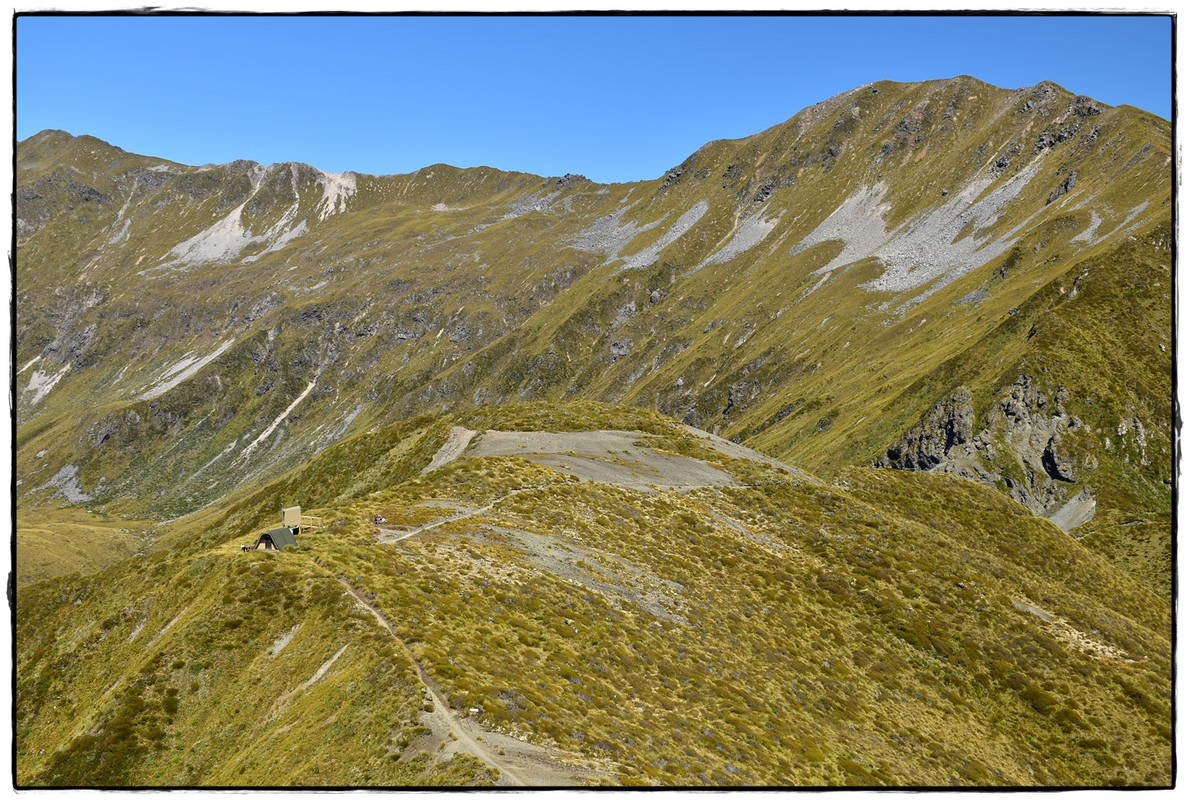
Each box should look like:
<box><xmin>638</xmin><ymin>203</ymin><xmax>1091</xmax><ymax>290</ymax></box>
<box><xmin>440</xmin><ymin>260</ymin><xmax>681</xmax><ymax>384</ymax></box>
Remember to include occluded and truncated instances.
<box><xmin>660</xmin><ymin>165</ymin><xmax>684</xmax><ymax>189</ymax></box>
<box><xmin>1041</xmin><ymin>434</ymin><xmax>1077</xmax><ymax>482</ymax></box>
<box><xmin>554</xmin><ymin>173</ymin><xmax>588</xmax><ymax>187</ymax></box>
<box><xmin>877</xmin><ymin>376</ymin><xmax>1094</xmax><ymax>530</ymax></box>
<box><xmin>1047</xmin><ymin>170</ymin><xmax>1077</xmax><ymax>204</ymax></box>
<box><xmin>609</xmin><ymin>340</ymin><xmax>632</xmax><ymax>361</ymax></box>
<box><xmin>878</xmin><ymin>387</ymin><xmax>974</xmax><ymax>470</ymax></box>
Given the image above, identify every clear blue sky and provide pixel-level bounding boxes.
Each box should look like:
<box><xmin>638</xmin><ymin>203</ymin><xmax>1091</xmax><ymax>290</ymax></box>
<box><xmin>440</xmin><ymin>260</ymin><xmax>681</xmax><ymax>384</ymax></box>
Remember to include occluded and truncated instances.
<box><xmin>15</xmin><ymin>14</ymin><xmax>1173</xmax><ymax>184</ymax></box>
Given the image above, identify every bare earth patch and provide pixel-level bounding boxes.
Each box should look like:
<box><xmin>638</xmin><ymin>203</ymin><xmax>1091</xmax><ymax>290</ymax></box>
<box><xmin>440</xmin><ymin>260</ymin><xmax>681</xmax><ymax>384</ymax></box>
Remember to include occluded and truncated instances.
<box><xmin>421</xmin><ymin>426</ymin><xmax>478</xmax><ymax>474</ymax></box>
<box><xmin>438</xmin><ymin>428</ymin><xmax>738</xmax><ymax>492</ymax></box>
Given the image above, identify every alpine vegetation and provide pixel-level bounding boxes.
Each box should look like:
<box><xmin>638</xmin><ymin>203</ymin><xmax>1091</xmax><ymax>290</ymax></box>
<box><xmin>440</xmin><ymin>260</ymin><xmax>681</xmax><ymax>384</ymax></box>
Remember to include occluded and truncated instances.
<box><xmin>15</xmin><ymin>77</ymin><xmax>1172</xmax><ymax>787</ymax></box>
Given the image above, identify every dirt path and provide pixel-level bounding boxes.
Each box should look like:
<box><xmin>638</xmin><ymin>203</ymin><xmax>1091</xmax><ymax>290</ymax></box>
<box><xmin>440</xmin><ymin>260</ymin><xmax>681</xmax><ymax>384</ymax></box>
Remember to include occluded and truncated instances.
<box><xmin>375</xmin><ymin>490</ymin><xmax>529</xmax><ymax>544</ymax></box>
<box><xmin>337</xmin><ymin>579</ymin><xmax>609</xmax><ymax>786</ymax></box>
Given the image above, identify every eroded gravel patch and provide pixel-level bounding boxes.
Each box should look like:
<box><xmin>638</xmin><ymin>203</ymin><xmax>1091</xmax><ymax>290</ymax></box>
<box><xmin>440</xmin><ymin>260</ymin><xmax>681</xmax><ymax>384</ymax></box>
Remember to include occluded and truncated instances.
<box><xmin>421</xmin><ymin>426</ymin><xmax>478</xmax><ymax>474</ymax></box>
<box><xmin>463</xmin><ymin>429</ymin><xmax>737</xmax><ymax>492</ymax></box>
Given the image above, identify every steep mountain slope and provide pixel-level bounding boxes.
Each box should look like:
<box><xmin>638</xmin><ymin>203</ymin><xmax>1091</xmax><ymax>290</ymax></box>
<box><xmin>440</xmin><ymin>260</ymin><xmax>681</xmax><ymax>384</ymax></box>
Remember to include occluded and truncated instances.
<box><xmin>16</xmin><ymin>78</ymin><xmax>1172</xmax><ymax>597</ymax></box>
<box><xmin>15</xmin><ymin>404</ymin><xmax>1172</xmax><ymax>786</ymax></box>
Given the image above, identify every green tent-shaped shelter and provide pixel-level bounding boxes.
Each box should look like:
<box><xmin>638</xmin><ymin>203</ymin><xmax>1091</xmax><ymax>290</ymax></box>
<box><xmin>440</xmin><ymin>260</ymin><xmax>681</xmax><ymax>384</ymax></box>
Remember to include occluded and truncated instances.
<box><xmin>253</xmin><ymin>527</ymin><xmax>298</xmax><ymax>551</ymax></box>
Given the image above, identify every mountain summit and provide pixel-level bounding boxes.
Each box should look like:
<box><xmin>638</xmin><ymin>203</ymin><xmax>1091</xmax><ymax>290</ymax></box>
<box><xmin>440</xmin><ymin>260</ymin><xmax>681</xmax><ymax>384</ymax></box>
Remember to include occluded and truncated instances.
<box><xmin>15</xmin><ymin>77</ymin><xmax>1173</xmax><ymax>786</ymax></box>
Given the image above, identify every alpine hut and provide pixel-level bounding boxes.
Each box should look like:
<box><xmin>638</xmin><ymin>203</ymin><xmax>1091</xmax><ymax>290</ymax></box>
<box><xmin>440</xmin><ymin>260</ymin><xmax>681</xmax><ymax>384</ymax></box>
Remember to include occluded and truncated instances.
<box><xmin>252</xmin><ymin>527</ymin><xmax>298</xmax><ymax>551</ymax></box>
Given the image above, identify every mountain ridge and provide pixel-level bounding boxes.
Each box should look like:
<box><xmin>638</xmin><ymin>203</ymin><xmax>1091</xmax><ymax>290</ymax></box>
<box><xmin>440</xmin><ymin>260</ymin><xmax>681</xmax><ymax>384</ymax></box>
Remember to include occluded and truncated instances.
<box><xmin>22</xmin><ymin>75</ymin><xmax>1167</xmax><ymax>185</ymax></box>
<box><xmin>16</xmin><ymin>76</ymin><xmax>1173</xmax><ymax>596</ymax></box>
<box><xmin>13</xmin><ymin>75</ymin><xmax>1175</xmax><ymax>787</ymax></box>
<box><xmin>15</xmin><ymin>402</ymin><xmax>1173</xmax><ymax>786</ymax></box>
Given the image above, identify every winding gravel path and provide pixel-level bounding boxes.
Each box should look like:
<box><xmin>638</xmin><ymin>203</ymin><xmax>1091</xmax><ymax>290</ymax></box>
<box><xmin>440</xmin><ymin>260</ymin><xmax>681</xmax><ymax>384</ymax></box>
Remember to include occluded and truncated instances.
<box><xmin>338</xmin><ymin>579</ymin><xmax>609</xmax><ymax>786</ymax></box>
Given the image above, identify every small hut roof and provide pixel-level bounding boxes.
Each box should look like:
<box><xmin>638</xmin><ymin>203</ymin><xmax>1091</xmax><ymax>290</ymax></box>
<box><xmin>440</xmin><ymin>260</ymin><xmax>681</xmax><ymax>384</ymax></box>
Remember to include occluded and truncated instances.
<box><xmin>258</xmin><ymin>527</ymin><xmax>298</xmax><ymax>550</ymax></box>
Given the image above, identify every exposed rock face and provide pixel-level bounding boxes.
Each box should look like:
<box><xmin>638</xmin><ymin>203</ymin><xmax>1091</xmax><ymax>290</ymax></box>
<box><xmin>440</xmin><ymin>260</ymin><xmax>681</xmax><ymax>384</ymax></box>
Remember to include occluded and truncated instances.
<box><xmin>879</xmin><ymin>387</ymin><xmax>974</xmax><ymax>470</ymax></box>
<box><xmin>878</xmin><ymin>376</ymin><xmax>1093</xmax><ymax>530</ymax></box>
<box><xmin>1047</xmin><ymin>170</ymin><xmax>1077</xmax><ymax>204</ymax></box>
<box><xmin>1042</xmin><ymin>434</ymin><xmax>1077</xmax><ymax>482</ymax></box>
<box><xmin>660</xmin><ymin>165</ymin><xmax>684</xmax><ymax>189</ymax></box>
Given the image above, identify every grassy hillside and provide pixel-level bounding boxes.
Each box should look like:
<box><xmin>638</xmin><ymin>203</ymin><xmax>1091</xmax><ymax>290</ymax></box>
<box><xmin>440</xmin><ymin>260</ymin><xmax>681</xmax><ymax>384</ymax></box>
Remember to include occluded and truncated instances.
<box><xmin>14</xmin><ymin>76</ymin><xmax>1174</xmax><ymax>787</ymax></box>
<box><xmin>16</xmin><ymin>404</ymin><xmax>1172</xmax><ymax>787</ymax></box>
<box><xmin>15</xmin><ymin>506</ymin><xmax>156</xmax><ymax>586</ymax></box>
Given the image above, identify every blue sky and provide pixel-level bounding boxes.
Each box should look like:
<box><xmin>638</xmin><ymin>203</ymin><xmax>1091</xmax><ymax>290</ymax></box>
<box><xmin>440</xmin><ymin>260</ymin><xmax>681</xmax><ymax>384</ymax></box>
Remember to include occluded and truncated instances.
<box><xmin>15</xmin><ymin>14</ymin><xmax>1173</xmax><ymax>184</ymax></box>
